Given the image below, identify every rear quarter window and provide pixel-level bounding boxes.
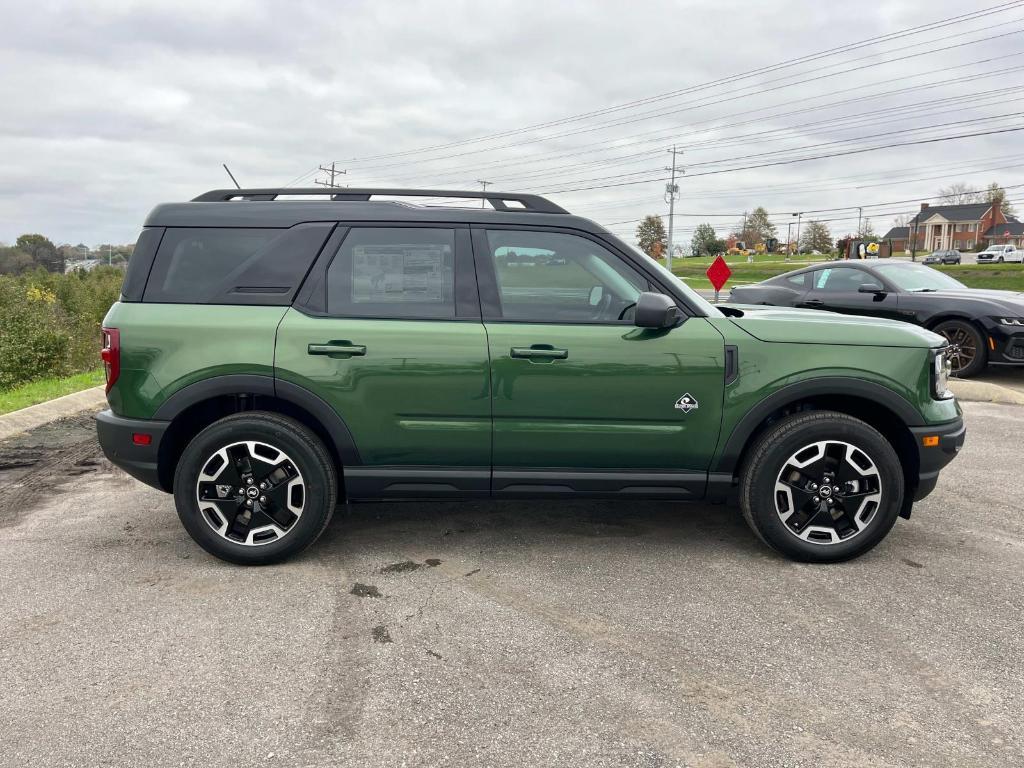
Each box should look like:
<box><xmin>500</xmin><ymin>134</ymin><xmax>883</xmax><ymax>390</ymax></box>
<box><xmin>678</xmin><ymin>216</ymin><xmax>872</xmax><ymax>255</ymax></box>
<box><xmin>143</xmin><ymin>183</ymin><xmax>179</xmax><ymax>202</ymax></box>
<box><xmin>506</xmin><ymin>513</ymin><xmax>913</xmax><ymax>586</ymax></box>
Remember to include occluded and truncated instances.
<box><xmin>143</xmin><ymin>223</ymin><xmax>333</xmax><ymax>304</ymax></box>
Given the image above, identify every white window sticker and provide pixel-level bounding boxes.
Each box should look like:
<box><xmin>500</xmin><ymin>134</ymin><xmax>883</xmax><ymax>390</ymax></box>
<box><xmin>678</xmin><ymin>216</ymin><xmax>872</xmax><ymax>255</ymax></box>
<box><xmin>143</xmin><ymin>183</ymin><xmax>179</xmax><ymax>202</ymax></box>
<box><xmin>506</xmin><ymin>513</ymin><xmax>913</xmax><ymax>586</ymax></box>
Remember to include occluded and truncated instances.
<box><xmin>351</xmin><ymin>243</ymin><xmax>450</xmax><ymax>304</ymax></box>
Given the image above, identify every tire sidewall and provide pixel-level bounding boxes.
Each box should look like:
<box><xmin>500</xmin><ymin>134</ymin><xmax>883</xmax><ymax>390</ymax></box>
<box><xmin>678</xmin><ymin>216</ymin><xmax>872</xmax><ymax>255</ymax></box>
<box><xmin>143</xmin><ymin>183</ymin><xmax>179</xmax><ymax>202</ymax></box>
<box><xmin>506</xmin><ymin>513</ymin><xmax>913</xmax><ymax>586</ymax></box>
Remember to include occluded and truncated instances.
<box><xmin>934</xmin><ymin>319</ymin><xmax>986</xmax><ymax>378</ymax></box>
<box><xmin>173</xmin><ymin>414</ymin><xmax>334</xmax><ymax>565</ymax></box>
<box><xmin>745</xmin><ymin>417</ymin><xmax>904</xmax><ymax>562</ymax></box>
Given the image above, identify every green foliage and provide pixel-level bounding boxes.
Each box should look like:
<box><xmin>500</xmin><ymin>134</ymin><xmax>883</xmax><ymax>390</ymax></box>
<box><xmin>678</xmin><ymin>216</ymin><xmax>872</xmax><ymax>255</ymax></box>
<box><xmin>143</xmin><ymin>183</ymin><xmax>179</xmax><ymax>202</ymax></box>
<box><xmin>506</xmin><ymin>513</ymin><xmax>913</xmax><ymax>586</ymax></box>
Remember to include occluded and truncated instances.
<box><xmin>15</xmin><ymin>233</ymin><xmax>63</xmax><ymax>273</ymax></box>
<box><xmin>0</xmin><ymin>267</ymin><xmax>123</xmax><ymax>390</ymax></box>
<box><xmin>0</xmin><ymin>246</ymin><xmax>35</xmax><ymax>275</ymax></box>
<box><xmin>800</xmin><ymin>220</ymin><xmax>833</xmax><ymax>254</ymax></box>
<box><xmin>733</xmin><ymin>207</ymin><xmax>777</xmax><ymax>246</ymax></box>
<box><xmin>691</xmin><ymin>223</ymin><xmax>726</xmax><ymax>257</ymax></box>
<box><xmin>635</xmin><ymin>215</ymin><xmax>667</xmax><ymax>258</ymax></box>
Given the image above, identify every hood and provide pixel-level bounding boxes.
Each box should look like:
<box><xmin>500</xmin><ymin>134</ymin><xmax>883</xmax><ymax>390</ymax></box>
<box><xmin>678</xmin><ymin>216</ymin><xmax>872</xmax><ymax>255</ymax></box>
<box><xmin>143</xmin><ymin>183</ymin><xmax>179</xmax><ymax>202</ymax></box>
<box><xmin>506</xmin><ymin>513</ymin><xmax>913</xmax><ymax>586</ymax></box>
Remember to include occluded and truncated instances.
<box><xmin>723</xmin><ymin>305</ymin><xmax>944</xmax><ymax>348</ymax></box>
<box><xmin>913</xmin><ymin>288</ymin><xmax>1024</xmax><ymax>313</ymax></box>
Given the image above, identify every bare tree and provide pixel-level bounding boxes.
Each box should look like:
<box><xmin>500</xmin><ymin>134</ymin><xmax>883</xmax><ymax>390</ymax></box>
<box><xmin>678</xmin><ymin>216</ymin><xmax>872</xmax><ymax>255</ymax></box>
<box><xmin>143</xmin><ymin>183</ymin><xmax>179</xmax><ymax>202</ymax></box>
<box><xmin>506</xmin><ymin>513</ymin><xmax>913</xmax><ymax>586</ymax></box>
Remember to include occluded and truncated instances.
<box><xmin>891</xmin><ymin>214</ymin><xmax>909</xmax><ymax>228</ymax></box>
<box><xmin>938</xmin><ymin>182</ymin><xmax>980</xmax><ymax>205</ymax></box>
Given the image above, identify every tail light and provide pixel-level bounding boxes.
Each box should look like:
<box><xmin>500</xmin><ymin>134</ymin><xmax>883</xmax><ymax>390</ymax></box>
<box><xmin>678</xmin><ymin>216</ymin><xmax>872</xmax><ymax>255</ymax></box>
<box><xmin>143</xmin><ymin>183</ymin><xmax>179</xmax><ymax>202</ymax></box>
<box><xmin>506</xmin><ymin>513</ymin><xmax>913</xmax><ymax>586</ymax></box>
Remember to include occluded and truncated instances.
<box><xmin>101</xmin><ymin>327</ymin><xmax>120</xmax><ymax>394</ymax></box>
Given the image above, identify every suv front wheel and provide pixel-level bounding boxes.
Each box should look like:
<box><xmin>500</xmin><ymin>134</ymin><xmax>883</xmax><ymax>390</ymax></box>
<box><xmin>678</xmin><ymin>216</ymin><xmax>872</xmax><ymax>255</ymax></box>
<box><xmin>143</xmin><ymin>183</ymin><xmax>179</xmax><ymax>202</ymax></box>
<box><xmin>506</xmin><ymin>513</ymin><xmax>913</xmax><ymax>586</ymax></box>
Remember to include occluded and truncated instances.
<box><xmin>173</xmin><ymin>412</ymin><xmax>337</xmax><ymax>565</ymax></box>
<box><xmin>739</xmin><ymin>411</ymin><xmax>904</xmax><ymax>563</ymax></box>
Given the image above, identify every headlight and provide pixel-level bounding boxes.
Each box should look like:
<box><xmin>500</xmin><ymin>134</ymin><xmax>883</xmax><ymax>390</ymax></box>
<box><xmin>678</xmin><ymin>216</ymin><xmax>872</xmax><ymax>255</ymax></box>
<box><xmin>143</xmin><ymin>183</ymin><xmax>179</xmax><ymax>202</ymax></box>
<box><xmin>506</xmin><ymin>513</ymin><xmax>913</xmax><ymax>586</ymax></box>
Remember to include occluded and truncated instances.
<box><xmin>995</xmin><ymin>317</ymin><xmax>1024</xmax><ymax>326</ymax></box>
<box><xmin>932</xmin><ymin>349</ymin><xmax>953</xmax><ymax>399</ymax></box>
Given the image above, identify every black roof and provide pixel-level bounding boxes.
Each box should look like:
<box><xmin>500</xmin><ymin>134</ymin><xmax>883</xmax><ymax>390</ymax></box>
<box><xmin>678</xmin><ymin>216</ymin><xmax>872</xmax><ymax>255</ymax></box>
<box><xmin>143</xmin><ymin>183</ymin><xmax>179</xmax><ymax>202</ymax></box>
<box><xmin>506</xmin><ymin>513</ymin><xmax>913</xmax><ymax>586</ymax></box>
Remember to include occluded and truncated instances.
<box><xmin>881</xmin><ymin>226</ymin><xmax>909</xmax><ymax>240</ymax></box>
<box><xmin>909</xmin><ymin>203</ymin><xmax>994</xmax><ymax>224</ymax></box>
<box><xmin>983</xmin><ymin>222</ymin><xmax>1024</xmax><ymax>236</ymax></box>
<box><xmin>145</xmin><ymin>187</ymin><xmax>605</xmax><ymax>232</ymax></box>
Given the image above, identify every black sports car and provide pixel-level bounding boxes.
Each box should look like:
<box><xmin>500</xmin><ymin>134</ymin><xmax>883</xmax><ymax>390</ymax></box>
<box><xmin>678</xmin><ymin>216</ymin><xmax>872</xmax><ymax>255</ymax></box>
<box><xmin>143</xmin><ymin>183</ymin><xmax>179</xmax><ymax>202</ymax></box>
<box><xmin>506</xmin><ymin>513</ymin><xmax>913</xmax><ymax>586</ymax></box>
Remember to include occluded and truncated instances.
<box><xmin>729</xmin><ymin>260</ymin><xmax>1024</xmax><ymax>377</ymax></box>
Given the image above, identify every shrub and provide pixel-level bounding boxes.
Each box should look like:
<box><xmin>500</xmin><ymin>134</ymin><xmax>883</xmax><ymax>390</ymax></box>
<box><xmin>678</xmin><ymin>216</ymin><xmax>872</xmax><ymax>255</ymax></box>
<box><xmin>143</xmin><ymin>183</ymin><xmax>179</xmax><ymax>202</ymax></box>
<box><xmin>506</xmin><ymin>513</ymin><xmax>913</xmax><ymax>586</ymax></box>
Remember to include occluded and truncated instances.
<box><xmin>0</xmin><ymin>267</ymin><xmax>123</xmax><ymax>390</ymax></box>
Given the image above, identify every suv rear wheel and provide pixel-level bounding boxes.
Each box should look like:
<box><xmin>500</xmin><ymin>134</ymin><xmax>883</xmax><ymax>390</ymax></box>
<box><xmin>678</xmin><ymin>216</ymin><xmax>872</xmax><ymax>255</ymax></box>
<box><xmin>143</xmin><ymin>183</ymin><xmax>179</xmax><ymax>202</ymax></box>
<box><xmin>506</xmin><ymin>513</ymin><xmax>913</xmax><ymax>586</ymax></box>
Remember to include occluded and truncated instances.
<box><xmin>739</xmin><ymin>411</ymin><xmax>904</xmax><ymax>563</ymax></box>
<box><xmin>173</xmin><ymin>412</ymin><xmax>337</xmax><ymax>565</ymax></box>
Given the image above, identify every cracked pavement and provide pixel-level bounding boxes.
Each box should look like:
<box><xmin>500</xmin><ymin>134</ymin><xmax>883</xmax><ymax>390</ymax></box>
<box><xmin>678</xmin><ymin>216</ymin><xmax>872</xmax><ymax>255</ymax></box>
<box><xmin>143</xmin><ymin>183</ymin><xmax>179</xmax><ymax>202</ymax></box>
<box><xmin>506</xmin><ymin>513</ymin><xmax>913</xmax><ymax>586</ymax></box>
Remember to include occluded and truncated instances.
<box><xmin>1</xmin><ymin>402</ymin><xmax>1022</xmax><ymax>767</ymax></box>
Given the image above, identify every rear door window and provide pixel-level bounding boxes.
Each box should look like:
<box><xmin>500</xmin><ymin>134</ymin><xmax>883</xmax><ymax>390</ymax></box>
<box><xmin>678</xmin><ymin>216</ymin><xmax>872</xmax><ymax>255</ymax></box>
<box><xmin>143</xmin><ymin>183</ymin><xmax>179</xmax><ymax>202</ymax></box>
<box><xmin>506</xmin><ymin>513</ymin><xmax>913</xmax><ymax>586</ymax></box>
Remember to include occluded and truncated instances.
<box><xmin>143</xmin><ymin>224</ymin><xmax>332</xmax><ymax>304</ymax></box>
<box><xmin>325</xmin><ymin>227</ymin><xmax>456</xmax><ymax>319</ymax></box>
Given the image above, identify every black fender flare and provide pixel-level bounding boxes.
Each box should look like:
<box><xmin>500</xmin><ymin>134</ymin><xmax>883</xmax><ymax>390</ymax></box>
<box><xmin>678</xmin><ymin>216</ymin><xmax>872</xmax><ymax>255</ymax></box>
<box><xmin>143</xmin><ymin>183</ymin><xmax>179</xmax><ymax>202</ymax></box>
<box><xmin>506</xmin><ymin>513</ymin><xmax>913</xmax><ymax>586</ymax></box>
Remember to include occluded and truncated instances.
<box><xmin>153</xmin><ymin>374</ymin><xmax>361</xmax><ymax>466</ymax></box>
<box><xmin>713</xmin><ymin>376</ymin><xmax>923</xmax><ymax>474</ymax></box>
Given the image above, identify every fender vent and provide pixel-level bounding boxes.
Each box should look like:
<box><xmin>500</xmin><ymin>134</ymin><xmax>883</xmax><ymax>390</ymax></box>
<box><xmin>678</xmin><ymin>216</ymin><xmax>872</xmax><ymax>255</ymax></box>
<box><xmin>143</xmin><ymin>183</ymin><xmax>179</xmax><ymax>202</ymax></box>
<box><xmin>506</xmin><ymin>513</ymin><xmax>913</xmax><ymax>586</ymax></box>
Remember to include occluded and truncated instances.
<box><xmin>725</xmin><ymin>345</ymin><xmax>739</xmax><ymax>385</ymax></box>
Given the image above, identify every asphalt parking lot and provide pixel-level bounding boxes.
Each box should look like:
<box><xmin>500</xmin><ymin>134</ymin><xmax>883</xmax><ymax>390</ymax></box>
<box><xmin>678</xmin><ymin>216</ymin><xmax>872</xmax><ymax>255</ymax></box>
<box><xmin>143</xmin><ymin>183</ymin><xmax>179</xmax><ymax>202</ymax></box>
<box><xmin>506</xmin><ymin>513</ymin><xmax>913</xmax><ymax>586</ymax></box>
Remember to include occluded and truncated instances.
<box><xmin>1</xmin><ymin>402</ymin><xmax>1022</xmax><ymax>768</ymax></box>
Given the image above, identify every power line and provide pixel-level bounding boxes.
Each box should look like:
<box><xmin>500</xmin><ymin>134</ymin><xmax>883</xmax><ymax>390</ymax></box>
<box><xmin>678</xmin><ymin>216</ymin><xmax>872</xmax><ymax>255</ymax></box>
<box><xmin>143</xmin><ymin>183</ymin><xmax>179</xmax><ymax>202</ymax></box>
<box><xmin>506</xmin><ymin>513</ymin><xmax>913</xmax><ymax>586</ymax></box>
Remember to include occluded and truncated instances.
<box><xmin>345</xmin><ymin>23</ymin><xmax>1024</xmax><ymax>174</ymax></box>
<box><xmin>339</xmin><ymin>1</ymin><xmax>1024</xmax><ymax>164</ymax></box>
<box><xmin>540</xmin><ymin>125</ymin><xmax>1024</xmax><ymax>194</ymax></box>
<box><xmin>432</xmin><ymin>86</ymin><xmax>1024</xmax><ymax>189</ymax></box>
<box><xmin>357</xmin><ymin>54</ymin><xmax>1024</xmax><ymax>188</ymax></box>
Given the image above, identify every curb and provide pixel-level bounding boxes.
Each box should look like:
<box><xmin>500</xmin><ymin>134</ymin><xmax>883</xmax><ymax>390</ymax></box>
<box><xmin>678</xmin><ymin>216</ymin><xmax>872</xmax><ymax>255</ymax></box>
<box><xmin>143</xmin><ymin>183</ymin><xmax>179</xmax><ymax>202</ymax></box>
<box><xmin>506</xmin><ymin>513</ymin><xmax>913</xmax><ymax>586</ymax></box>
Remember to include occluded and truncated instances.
<box><xmin>948</xmin><ymin>379</ymin><xmax>1024</xmax><ymax>406</ymax></box>
<box><xmin>0</xmin><ymin>386</ymin><xmax>107</xmax><ymax>442</ymax></box>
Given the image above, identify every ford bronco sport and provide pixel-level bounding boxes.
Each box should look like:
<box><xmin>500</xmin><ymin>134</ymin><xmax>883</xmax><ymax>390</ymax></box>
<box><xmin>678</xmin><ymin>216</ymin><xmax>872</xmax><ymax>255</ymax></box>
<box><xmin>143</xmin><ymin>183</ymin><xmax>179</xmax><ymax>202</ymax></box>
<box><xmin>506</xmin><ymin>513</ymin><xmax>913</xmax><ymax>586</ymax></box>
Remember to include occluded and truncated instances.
<box><xmin>97</xmin><ymin>188</ymin><xmax>965</xmax><ymax>565</ymax></box>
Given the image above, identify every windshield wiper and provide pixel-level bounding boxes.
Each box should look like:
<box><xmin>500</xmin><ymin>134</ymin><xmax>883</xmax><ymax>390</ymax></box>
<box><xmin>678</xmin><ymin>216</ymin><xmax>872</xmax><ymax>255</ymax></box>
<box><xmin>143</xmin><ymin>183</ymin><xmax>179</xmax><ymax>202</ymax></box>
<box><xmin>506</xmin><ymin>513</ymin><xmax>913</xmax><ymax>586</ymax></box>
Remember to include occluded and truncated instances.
<box><xmin>908</xmin><ymin>288</ymin><xmax>939</xmax><ymax>292</ymax></box>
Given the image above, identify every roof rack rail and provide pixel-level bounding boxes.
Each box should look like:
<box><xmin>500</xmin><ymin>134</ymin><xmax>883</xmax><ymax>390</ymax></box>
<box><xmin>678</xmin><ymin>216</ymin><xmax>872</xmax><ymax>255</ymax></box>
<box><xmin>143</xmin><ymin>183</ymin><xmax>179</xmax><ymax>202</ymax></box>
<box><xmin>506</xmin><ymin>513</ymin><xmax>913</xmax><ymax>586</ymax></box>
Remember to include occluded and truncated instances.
<box><xmin>191</xmin><ymin>188</ymin><xmax>569</xmax><ymax>214</ymax></box>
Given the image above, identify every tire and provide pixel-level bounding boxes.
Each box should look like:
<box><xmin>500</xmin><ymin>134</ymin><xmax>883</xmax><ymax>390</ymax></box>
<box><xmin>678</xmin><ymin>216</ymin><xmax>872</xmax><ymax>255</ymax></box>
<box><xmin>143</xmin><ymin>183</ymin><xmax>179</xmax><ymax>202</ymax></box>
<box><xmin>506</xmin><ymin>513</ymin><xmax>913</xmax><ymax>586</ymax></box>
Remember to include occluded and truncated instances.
<box><xmin>933</xmin><ymin>319</ymin><xmax>987</xmax><ymax>378</ymax></box>
<box><xmin>173</xmin><ymin>411</ymin><xmax>337</xmax><ymax>565</ymax></box>
<box><xmin>739</xmin><ymin>411</ymin><xmax>904</xmax><ymax>563</ymax></box>
<box><xmin>997</xmin><ymin>256</ymin><xmax>1004</xmax><ymax>263</ymax></box>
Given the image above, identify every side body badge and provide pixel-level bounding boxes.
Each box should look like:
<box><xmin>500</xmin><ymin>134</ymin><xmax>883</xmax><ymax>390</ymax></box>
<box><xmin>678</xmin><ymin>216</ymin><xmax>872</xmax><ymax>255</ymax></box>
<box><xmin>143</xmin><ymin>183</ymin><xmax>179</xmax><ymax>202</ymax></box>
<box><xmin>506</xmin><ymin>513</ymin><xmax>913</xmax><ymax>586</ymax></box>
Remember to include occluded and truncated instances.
<box><xmin>674</xmin><ymin>393</ymin><xmax>698</xmax><ymax>413</ymax></box>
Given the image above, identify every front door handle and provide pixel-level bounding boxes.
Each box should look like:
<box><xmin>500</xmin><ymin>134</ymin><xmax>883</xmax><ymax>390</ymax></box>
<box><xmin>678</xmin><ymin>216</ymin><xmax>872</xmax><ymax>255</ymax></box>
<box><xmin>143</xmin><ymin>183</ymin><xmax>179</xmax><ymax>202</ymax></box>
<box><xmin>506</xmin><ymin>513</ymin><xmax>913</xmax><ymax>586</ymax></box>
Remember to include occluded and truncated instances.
<box><xmin>510</xmin><ymin>345</ymin><xmax>568</xmax><ymax>360</ymax></box>
<box><xmin>802</xmin><ymin>299</ymin><xmax>825</xmax><ymax>307</ymax></box>
<box><xmin>308</xmin><ymin>341</ymin><xmax>366</xmax><ymax>358</ymax></box>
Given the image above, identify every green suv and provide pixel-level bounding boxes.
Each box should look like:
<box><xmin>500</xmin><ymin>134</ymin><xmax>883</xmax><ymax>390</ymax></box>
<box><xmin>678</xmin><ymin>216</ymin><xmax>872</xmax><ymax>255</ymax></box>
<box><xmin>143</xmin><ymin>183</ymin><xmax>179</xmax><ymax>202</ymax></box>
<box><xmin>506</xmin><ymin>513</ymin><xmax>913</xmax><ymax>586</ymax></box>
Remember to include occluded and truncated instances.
<box><xmin>97</xmin><ymin>188</ymin><xmax>965</xmax><ymax>565</ymax></box>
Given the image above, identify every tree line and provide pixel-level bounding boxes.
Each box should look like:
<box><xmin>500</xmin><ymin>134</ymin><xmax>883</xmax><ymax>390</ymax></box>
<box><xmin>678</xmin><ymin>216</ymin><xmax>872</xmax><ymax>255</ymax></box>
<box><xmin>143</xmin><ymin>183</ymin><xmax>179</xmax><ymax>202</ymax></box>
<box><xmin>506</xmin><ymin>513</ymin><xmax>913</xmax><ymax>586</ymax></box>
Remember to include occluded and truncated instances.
<box><xmin>0</xmin><ymin>233</ymin><xmax>133</xmax><ymax>276</ymax></box>
<box><xmin>635</xmin><ymin>207</ymin><xmax>835</xmax><ymax>258</ymax></box>
<box><xmin>634</xmin><ymin>180</ymin><xmax>1016</xmax><ymax>260</ymax></box>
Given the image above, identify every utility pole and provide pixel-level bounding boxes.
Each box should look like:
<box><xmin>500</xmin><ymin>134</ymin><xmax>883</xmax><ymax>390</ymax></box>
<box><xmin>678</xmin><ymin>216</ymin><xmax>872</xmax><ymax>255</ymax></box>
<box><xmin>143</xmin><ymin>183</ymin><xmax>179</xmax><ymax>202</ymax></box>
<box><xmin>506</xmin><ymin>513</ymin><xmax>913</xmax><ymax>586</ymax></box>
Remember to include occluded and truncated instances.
<box><xmin>664</xmin><ymin>145</ymin><xmax>682</xmax><ymax>271</ymax></box>
<box><xmin>786</xmin><ymin>219</ymin><xmax>793</xmax><ymax>261</ymax></box>
<box><xmin>107</xmin><ymin>244</ymin><xmax>112</xmax><ymax>266</ymax></box>
<box><xmin>856</xmin><ymin>206</ymin><xmax>863</xmax><ymax>237</ymax></box>
<box><xmin>477</xmin><ymin>180</ymin><xmax>491</xmax><ymax>208</ymax></box>
<box><xmin>795</xmin><ymin>212</ymin><xmax>803</xmax><ymax>256</ymax></box>
<box><xmin>315</xmin><ymin>162</ymin><xmax>347</xmax><ymax>188</ymax></box>
<box><xmin>742</xmin><ymin>211</ymin><xmax>752</xmax><ymax>263</ymax></box>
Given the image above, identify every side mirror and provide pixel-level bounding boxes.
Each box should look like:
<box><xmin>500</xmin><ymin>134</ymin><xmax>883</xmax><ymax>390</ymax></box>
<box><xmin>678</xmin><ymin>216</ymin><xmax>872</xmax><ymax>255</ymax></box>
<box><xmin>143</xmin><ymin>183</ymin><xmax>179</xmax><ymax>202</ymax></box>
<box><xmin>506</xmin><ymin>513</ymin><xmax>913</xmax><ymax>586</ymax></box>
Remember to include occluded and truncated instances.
<box><xmin>858</xmin><ymin>282</ymin><xmax>885</xmax><ymax>294</ymax></box>
<box><xmin>634</xmin><ymin>292</ymin><xmax>682</xmax><ymax>328</ymax></box>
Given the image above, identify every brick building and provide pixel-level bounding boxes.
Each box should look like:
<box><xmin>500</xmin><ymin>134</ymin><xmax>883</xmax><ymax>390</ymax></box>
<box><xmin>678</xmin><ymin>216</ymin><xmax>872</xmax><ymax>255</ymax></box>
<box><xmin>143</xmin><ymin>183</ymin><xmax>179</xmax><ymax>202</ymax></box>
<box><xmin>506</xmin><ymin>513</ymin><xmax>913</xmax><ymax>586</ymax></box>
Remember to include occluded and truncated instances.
<box><xmin>881</xmin><ymin>202</ymin><xmax>1019</xmax><ymax>252</ymax></box>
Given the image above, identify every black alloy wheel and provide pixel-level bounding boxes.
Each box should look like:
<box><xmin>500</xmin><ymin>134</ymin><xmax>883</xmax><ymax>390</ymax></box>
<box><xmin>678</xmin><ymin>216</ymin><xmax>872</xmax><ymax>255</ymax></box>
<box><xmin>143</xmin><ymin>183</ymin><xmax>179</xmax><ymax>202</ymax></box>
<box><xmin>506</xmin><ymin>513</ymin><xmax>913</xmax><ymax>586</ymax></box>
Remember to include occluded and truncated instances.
<box><xmin>173</xmin><ymin>412</ymin><xmax>336</xmax><ymax>565</ymax></box>
<box><xmin>933</xmin><ymin>319</ymin><xmax>987</xmax><ymax>378</ymax></box>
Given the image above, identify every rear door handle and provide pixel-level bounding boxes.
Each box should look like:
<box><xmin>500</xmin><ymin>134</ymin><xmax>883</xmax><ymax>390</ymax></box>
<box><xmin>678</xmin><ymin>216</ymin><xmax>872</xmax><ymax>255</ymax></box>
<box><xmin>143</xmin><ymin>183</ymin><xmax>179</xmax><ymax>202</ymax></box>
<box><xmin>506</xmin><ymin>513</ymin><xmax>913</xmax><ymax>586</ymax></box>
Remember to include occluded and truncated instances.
<box><xmin>308</xmin><ymin>341</ymin><xmax>366</xmax><ymax>357</ymax></box>
<box><xmin>802</xmin><ymin>299</ymin><xmax>825</xmax><ymax>307</ymax></box>
<box><xmin>510</xmin><ymin>345</ymin><xmax>568</xmax><ymax>360</ymax></box>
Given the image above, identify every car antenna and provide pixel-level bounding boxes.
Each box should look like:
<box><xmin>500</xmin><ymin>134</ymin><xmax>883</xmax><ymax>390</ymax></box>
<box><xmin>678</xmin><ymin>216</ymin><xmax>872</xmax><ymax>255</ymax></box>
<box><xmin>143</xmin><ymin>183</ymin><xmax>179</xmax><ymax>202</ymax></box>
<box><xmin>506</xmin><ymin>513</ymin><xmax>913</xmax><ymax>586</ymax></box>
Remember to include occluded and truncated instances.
<box><xmin>222</xmin><ymin>163</ymin><xmax>241</xmax><ymax>189</ymax></box>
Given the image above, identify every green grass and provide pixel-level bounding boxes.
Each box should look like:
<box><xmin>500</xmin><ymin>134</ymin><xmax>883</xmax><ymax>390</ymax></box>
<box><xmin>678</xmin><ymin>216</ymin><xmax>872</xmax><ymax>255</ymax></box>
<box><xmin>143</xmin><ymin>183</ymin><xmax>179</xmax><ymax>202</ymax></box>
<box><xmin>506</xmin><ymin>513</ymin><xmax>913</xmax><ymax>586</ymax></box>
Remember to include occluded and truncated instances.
<box><xmin>933</xmin><ymin>263</ymin><xmax>1024</xmax><ymax>291</ymax></box>
<box><xmin>0</xmin><ymin>369</ymin><xmax>104</xmax><ymax>415</ymax></box>
<box><xmin>662</xmin><ymin>253</ymin><xmax>823</xmax><ymax>268</ymax></box>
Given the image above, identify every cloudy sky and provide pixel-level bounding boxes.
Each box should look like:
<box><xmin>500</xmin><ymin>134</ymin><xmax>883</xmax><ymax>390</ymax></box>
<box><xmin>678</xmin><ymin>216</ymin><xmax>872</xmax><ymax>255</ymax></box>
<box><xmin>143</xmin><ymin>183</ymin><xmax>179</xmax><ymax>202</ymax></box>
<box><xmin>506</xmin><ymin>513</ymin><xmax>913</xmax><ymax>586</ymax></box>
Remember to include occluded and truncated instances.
<box><xmin>1</xmin><ymin>0</ymin><xmax>1023</xmax><ymax>249</ymax></box>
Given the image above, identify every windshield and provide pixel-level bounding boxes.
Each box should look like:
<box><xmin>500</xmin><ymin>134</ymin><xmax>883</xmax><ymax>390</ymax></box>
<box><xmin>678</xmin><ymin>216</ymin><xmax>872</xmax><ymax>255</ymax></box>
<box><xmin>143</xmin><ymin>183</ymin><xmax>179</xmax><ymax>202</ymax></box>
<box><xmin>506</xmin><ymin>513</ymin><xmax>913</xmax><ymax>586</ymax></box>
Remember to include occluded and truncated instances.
<box><xmin>872</xmin><ymin>263</ymin><xmax>966</xmax><ymax>291</ymax></box>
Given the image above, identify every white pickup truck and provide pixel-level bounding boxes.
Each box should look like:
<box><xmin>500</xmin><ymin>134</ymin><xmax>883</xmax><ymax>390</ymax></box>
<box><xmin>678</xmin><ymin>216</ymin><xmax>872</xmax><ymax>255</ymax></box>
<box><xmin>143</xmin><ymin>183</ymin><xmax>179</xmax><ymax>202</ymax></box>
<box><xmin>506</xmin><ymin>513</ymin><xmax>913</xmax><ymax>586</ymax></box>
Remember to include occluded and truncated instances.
<box><xmin>976</xmin><ymin>244</ymin><xmax>1024</xmax><ymax>263</ymax></box>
